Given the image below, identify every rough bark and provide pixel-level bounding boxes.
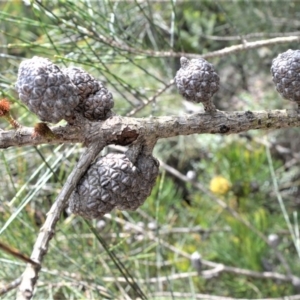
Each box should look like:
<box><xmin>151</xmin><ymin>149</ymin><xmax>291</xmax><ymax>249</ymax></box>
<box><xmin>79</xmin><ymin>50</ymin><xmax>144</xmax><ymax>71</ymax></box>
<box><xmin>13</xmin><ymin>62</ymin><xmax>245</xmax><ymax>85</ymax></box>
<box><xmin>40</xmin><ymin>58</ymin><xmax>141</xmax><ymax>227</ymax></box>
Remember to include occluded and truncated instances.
<box><xmin>1</xmin><ymin>109</ymin><xmax>300</xmax><ymax>149</ymax></box>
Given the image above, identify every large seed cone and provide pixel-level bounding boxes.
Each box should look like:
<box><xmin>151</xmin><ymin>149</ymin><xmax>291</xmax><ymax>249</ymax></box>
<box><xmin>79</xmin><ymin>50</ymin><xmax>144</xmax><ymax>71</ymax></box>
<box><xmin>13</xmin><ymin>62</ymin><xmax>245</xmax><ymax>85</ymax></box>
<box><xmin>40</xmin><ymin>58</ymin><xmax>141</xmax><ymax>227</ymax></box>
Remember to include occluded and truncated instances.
<box><xmin>271</xmin><ymin>49</ymin><xmax>300</xmax><ymax>104</ymax></box>
<box><xmin>175</xmin><ymin>57</ymin><xmax>220</xmax><ymax>110</ymax></box>
<box><xmin>69</xmin><ymin>153</ymin><xmax>159</xmax><ymax>219</ymax></box>
<box><xmin>16</xmin><ymin>57</ymin><xmax>80</xmax><ymax>123</ymax></box>
<box><xmin>64</xmin><ymin>67</ymin><xmax>114</xmax><ymax>121</ymax></box>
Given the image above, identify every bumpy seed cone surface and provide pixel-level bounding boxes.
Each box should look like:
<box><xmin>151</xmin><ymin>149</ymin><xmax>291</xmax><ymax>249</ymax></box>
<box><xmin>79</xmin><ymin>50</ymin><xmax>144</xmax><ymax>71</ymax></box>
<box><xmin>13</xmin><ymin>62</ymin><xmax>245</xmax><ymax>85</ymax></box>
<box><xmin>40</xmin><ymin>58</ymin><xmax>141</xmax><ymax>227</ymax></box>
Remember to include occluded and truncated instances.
<box><xmin>16</xmin><ymin>57</ymin><xmax>80</xmax><ymax>123</ymax></box>
<box><xmin>64</xmin><ymin>67</ymin><xmax>114</xmax><ymax>121</ymax></box>
<box><xmin>63</xmin><ymin>67</ymin><xmax>101</xmax><ymax>98</ymax></box>
<box><xmin>69</xmin><ymin>153</ymin><xmax>159</xmax><ymax>219</ymax></box>
<box><xmin>175</xmin><ymin>57</ymin><xmax>220</xmax><ymax>103</ymax></box>
<box><xmin>271</xmin><ymin>49</ymin><xmax>300</xmax><ymax>103</ymax></box>
<box><xmin>79</xmin><ymin>89</ymin><xmax>114</xmax><ymax>121</ymax></box>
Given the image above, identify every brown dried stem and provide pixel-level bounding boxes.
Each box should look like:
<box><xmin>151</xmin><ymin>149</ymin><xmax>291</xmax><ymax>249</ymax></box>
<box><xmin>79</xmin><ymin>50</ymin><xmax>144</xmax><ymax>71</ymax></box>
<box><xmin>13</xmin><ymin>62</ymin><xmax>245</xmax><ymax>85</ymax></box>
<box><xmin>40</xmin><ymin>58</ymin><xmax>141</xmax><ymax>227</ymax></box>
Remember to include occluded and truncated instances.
<box><xmin>0</xmin><ymin>242</ymin><xmax>38</xmax><ymax>266</ymax></box>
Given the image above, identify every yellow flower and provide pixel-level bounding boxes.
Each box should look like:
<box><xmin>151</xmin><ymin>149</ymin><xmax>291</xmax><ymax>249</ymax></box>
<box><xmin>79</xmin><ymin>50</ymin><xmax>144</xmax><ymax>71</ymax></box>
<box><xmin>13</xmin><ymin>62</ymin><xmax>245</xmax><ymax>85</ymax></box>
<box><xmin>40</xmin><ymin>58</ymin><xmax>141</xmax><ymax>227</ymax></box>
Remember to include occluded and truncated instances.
<box><xmin>209</xmin><ymin>176</ymin><xmax>231</xmax><ymax>195</ymax></box>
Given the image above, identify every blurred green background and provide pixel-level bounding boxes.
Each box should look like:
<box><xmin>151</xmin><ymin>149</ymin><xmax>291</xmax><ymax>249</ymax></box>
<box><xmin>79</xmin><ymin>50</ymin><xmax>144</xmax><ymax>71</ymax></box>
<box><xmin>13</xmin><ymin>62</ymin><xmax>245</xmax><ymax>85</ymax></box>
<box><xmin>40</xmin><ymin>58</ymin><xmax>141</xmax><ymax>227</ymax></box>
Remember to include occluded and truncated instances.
<box><xmin>1</xmin><ymin>0</ymin><xmax>300</xmax><ymax>299</ymax></box>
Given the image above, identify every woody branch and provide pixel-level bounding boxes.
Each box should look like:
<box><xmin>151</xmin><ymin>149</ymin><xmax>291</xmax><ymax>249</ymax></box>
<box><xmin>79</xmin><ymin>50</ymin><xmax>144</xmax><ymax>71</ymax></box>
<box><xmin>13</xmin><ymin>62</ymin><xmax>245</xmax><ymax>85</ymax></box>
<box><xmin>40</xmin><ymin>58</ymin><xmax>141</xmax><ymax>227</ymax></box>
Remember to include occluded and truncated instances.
<box><xmin>0</xmin><ymin>109</ymin><xmax>299</xmax><ymax>149</ymax></box>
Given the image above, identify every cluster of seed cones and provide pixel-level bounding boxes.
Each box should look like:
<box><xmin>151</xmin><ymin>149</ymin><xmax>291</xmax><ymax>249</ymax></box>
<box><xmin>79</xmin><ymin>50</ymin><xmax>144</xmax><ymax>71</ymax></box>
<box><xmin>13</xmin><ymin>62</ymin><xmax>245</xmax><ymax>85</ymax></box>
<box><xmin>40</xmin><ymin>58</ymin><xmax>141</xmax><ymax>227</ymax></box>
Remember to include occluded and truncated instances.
<box><xmin>15</xmin><ymin>56</ymin><xmax>161</xmax><ymax>219</ymax></box>
<box><xmin>14</xmin><ymin>51</ymin><xmax>300</xmax><ymax>219</ymax></box>
<box><xmin>15</xmin><ymin>56</ymin><xmax>114</xmax><ymax>123</ymax></box>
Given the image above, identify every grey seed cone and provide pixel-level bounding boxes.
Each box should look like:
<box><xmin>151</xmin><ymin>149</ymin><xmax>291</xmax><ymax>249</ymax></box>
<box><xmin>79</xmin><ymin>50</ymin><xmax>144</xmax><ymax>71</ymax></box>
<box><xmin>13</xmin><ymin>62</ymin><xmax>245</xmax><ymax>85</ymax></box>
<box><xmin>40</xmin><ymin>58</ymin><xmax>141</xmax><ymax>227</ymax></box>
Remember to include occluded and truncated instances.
<box><xmin>16</xmin><ymin>57</ymin><xmax>80</xmax><ymax>123</ymax></box>
<box><xmin>76</xmin><ymin>88</ymin><xmax>114</xmax><ymax>121</ymax></box>
<box><xmin>271</xmin><ymin>49</ymin><xmax>300</xmax><ymax>104</ymax></box>
<box><xmin>64</xmin><ymin>67</ymin><xmax>114</xmax><ymax>121</ymax></box>
<box><xmin>69</xmin><ymin>153</ymin><xmax>159</xmax><ymax>219</ymax></box>
<box><xmin>175</xmin><ymin>57</ymin><xmax>220</xmax><ymax>105</ymax></box>
<box><xmin>63</xmin><ymin>67</ymin><xmax>101</xmax><ymax>98</ymax></box>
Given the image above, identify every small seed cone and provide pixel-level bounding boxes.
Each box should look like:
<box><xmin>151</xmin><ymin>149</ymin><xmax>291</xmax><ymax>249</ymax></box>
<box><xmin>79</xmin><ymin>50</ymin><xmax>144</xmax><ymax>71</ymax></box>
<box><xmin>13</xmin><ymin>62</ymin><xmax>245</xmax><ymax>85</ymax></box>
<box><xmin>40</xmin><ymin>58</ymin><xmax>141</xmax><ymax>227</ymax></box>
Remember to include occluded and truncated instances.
<box><xmin>271</xmin><ymin>49</ymin><xmax>300</xmax><ymax>105</ymax></box>
<box><xmin>175</xmin><ymin>57</ymin><xmax>220</xmax><ymax>111</ymax></box>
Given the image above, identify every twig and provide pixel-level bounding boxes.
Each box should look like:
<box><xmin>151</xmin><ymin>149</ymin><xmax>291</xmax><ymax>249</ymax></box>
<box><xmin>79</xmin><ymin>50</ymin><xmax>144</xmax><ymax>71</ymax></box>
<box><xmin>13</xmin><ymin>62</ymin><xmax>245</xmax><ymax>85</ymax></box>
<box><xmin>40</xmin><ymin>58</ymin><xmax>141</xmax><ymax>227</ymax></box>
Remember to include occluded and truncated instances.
<box><xmin>0</xmin><ymin>277</ymin><xmax>21</xmax><ymax>296</ymax></box>
<box><xmin>151</xmin><ymin>292</ymin><xmax>300</xmax><ymax>300</ymax></box>
<box><xmin>35</xmin><ymin>280</ymin><xmax>111</xmax><ymax>298</ymax></box>
<box><xmin>16</xmin><ymin>141</ymin><xmax>106</xmax><ymax>300</ymax></box>
<box><xmin>32</xmin><ymin>244</ymin><xmax>299</xmax><ymax>287</ymax></box>
<box><xmin>100</xmin><ymin>268</ymin><xmax>296</xmax><ymax>284</ymax></box>
<box><xmin>91</xmin><ymin>32</ymin><xmax>300</xmax><ymax>59</ymax></box>
<box><xmin>154</xmin><ymin>226</ymin><xmax>230</xmax><ymax>235</ymax></box>
<box><xmin>200</xmin><ymin>262</ymin><xmax>296</xmax><ymax>283</ymax></box>
<box><xmin>212</xmin><ymin>262</ymin><xmax>290</xmax><ymax>284</ymax></box>
<box><xmin>200</xmin><ymin>31</ymin><xmax>300</xmax><ymax>41</ymax></box>
<box><xmin>201</xmin><ymin>36</ymin><xmax>300</xmax><ymax>59</ymax></box>
<box><xmin>103</xmin><ymin>214</ymin><xmax>298</xmax><ymax>284</ymax></box>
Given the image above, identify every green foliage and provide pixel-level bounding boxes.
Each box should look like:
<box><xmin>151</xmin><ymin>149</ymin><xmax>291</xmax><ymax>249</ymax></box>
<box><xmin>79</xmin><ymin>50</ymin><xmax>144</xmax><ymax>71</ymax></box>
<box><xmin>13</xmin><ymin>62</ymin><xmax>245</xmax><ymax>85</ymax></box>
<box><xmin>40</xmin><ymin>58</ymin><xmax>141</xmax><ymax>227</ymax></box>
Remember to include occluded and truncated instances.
<box><xmin>212</xmin><ymin>208</ymin><xmax>268</xmax><ymax>271</ymax></box>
